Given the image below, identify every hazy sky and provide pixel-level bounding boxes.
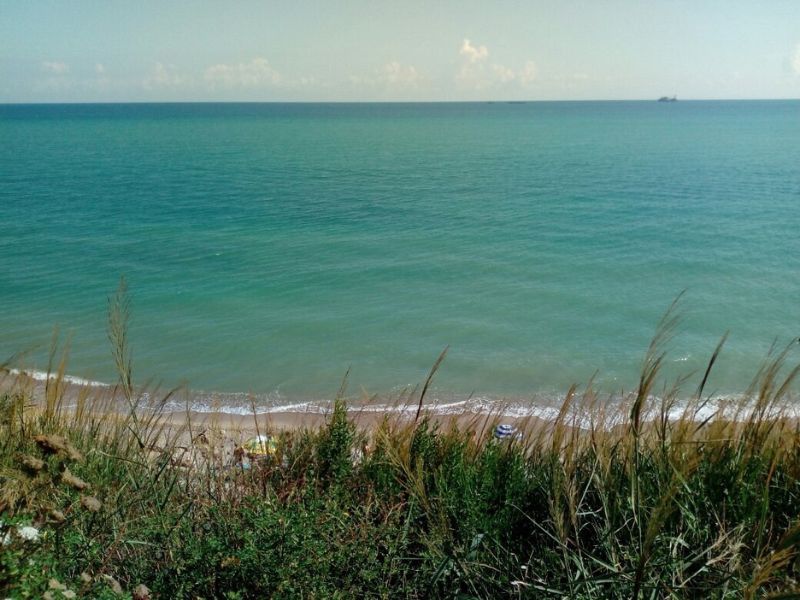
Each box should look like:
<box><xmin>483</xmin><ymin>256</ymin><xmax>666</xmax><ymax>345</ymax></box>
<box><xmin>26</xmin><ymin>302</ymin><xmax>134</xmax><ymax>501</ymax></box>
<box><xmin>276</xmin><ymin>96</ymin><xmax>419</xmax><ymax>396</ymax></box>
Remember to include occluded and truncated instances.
<box><xmin>2</xmin><ymin>1</ymin><xmax>800</xmax><ymax>102</ymax></box>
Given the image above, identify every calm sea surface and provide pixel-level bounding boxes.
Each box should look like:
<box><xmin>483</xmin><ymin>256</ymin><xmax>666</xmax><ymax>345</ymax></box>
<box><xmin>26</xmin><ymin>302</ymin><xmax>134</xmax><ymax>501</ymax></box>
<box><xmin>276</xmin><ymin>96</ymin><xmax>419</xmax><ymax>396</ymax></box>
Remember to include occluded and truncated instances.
<box><xmin>1</xmin><ymin>102</ymin><xmax>799</xmax><ymax>406</ymax></box>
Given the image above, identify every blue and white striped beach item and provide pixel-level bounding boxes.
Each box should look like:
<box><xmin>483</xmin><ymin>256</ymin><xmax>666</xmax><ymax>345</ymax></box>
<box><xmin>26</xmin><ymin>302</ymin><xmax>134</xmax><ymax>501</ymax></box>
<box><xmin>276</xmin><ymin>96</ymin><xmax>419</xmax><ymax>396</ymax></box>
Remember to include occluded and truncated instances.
<box><xmin>494</xmin><ymin>424</ymin><xmax>516</xmax><ymax>440</ymax></box>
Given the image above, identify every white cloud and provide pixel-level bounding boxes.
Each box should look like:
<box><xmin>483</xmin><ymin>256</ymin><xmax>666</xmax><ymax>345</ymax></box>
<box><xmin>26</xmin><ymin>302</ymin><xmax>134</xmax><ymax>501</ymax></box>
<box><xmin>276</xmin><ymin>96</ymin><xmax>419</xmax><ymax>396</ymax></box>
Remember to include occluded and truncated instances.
<box><xmin>204</xmin><ymin>57</ymin><xmax>281</xmax><ymax>88</ymax></box>
<box><xmin>457</xmin><ymin>39</ymin><xmax>537</xmax><ymax>92</ymax></box>
<box><xmin>379</xmin><ymin>61</ymin><xmax>420</xmax><ymax>86</ymax></box>
<box><xmin>42</xmin><ymin>61</ymin><xmax>69</xmax><ymax>74</ymax></box>
<box><xmin>518</xmin><ymin>61</ymin><xmax>537</xmax><ymax>86</ymax></box>
<box><xmin>143</xmin><ymin>62</ymin><xmax>185</xmax><ymax>89</ymax></box>
<box><xmin>793</xmin><ymin>44</ymin><xmax>800</xmax><ymax>75</ymax></box>
<box><xmin>457</xmin><ymin>39</ymin><xmax>490</xmax><ymax>88</ymax></box>
<box><xmin>349</xmin><ymin>61</ymin><xmax>421</xmax><ymax>90</ymax></box>
<box><xmin>36</xmin><ymin>61</ymin><xmax>74</xmax><ymax>94</ymax></box>
<box><xmin>492</xmin><ymin>64</ymin><xmax>516</xmax><ymax>83</ymax></box>
<box><xmin>460</xmin><ymin>39</ymin><xmax>488</xmax><ymax>63</ymax></box>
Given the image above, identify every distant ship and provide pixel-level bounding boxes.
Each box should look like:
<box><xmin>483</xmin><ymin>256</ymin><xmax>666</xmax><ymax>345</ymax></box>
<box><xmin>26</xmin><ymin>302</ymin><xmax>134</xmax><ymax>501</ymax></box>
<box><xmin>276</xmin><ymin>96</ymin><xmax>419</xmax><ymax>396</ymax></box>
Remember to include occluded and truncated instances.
<box><xmin>658</xmin><ymin>95</ymin><xmax>677</xmax><ymax>102</ymax></box>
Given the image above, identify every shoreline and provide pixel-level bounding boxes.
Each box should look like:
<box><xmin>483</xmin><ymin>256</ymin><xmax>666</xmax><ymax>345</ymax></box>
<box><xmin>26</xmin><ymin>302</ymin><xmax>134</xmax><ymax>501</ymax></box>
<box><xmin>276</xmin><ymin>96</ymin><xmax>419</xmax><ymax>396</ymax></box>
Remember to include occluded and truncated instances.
<box><xmin>4</xmin><ymin>366</ymin><xmax>798</xmax><ymax>434</ymax></box>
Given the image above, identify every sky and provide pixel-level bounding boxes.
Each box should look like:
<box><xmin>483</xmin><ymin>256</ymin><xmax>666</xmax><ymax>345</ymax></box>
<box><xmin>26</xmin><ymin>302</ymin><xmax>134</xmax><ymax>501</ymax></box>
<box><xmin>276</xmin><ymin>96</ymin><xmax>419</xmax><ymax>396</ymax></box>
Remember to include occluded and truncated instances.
<box><xmin>2</xmin><ymin>0</ymin><xmax>800</xmax><ymax>102</ymax></box>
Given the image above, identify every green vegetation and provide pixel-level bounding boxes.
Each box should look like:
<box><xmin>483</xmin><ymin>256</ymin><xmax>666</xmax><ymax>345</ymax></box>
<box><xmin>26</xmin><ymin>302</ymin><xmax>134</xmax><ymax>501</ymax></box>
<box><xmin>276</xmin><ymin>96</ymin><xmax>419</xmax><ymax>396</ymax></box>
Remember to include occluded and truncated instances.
<box><xmin>2</xmin><ymin>291</ymin><xmax>800</xmax><ymax>598</ymax></box>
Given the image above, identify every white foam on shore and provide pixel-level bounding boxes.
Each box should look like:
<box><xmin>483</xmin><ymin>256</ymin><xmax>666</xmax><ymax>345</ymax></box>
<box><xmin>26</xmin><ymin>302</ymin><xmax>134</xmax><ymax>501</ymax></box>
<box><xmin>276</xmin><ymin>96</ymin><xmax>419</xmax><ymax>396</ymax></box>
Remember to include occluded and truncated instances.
<box><xmin>4</xmin><ymin>367</ymin><xmax>798</xmax><ymax>430</ymax></box>
<box><xmin>6</xmin><ymin>368</ymin><xmax>108</xmax><ymax>388</ymax></box>
<box><xmin>160</xmin><ymin>394</ymin><xmax>566</xmax><ymax>420</ymax></box>
<box><xmin>170</xmin><ymin>392</ymin><xmax>800</xmax><ymax>432</ymax></box>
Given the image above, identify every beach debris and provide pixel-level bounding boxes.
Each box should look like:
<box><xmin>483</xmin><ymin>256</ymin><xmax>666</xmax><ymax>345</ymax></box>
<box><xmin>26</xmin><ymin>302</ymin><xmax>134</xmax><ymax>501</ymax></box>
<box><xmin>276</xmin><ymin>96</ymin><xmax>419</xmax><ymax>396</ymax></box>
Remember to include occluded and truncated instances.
<box><xmin>61</xmin><ymin>468</ymin><xmax>89</xmax><ymax>490</ymax></box>
<box><xmin>493</xmin><ymin>424</ymin><xmax>522</xmax><ymax>441</ymax></box>
<box><xmin>132</xmin><ymin>584</ymin><xmax>152</xmax><ymax>600</ymax></box>
<box><xmin>80</xmin><ymin>495</ymin><xmax>103</xmax><ymax>512</ymax></box>
<box><xmin>33</xmin><ymin>434</ymin><xmax>83</xmax><ymax>462</ymax></box>
<box><xmin>17</xmin><ymin>525</ymin><xmax>41</xmax><ymax>542</ymax></box>
<box><xmin>242</xmin><ymin>434</ymin><xmax>277</xmax><ymax>458</ymax></box>
<box><xmin>1</xmin><ymin>523</ymin><xmax>41</xmax><ymax>545</ymax></box>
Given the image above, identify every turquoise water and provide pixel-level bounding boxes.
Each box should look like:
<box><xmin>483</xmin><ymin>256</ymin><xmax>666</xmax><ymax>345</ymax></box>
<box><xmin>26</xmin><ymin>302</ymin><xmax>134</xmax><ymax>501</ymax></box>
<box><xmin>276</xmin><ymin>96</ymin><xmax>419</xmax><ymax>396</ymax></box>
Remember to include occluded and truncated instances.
<box><xmin>1</xmin><ymin>101</ymin><xmax>799</xmax><ymax>404</ymax></box>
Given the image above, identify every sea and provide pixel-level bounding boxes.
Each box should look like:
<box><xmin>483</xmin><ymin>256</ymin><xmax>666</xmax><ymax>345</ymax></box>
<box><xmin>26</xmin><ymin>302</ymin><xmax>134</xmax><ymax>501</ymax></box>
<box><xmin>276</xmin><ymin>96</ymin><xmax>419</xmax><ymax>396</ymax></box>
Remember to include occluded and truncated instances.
<box><xmin>1</xmin><ymin>101</ymin><xmax>799</xmax><ymax>414</ymax></box>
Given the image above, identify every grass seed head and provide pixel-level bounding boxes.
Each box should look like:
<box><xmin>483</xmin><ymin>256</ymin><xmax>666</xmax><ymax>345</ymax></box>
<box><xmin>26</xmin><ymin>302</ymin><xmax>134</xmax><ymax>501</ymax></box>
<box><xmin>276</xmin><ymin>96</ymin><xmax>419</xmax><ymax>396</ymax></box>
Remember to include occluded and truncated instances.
<box><xmin>80</xmin><ymin>495</ymin><xmax>102</xmax><ymax>512</ymax></box>
<box><xmin>19</xmin><ymin>454</ymin><xmax>45</xmax><ymax>473</ymax></box>
<box><xmin>61</xmin><ymin>468</ymin><xmax>89</xmax><ymax>490</ymax></box>
<box><xmin>49</xmin><ymin>509</ymin><xmax>66</xmax><ymax>522</ymax></box>
<box><xmin>101</xmin><ymin>574</ymin><xmax>124</xmax><ymax>595</ymax></box>
<box><xmin>33</xmin><ymin>434</ymin><xmax>83</xmax><ymax>462</ymax></box>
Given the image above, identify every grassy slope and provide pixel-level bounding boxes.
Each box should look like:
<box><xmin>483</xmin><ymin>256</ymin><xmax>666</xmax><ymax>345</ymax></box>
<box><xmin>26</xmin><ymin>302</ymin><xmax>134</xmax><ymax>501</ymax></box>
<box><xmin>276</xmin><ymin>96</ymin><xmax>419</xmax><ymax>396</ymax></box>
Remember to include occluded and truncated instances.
<box><xmin>2</xmin><ymin>373</ymin><xmax>800</xmax><ymax>598</ymax></box>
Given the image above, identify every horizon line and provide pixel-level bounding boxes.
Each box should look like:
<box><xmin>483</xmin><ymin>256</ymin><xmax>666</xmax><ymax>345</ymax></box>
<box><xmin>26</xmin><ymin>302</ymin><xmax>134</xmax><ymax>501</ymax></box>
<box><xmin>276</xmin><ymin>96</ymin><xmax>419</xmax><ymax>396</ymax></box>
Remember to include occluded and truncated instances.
<box><xmin>2</xmin><ymin>97</ymin><xmax>799</xmax><ymax>106</ymax></box>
